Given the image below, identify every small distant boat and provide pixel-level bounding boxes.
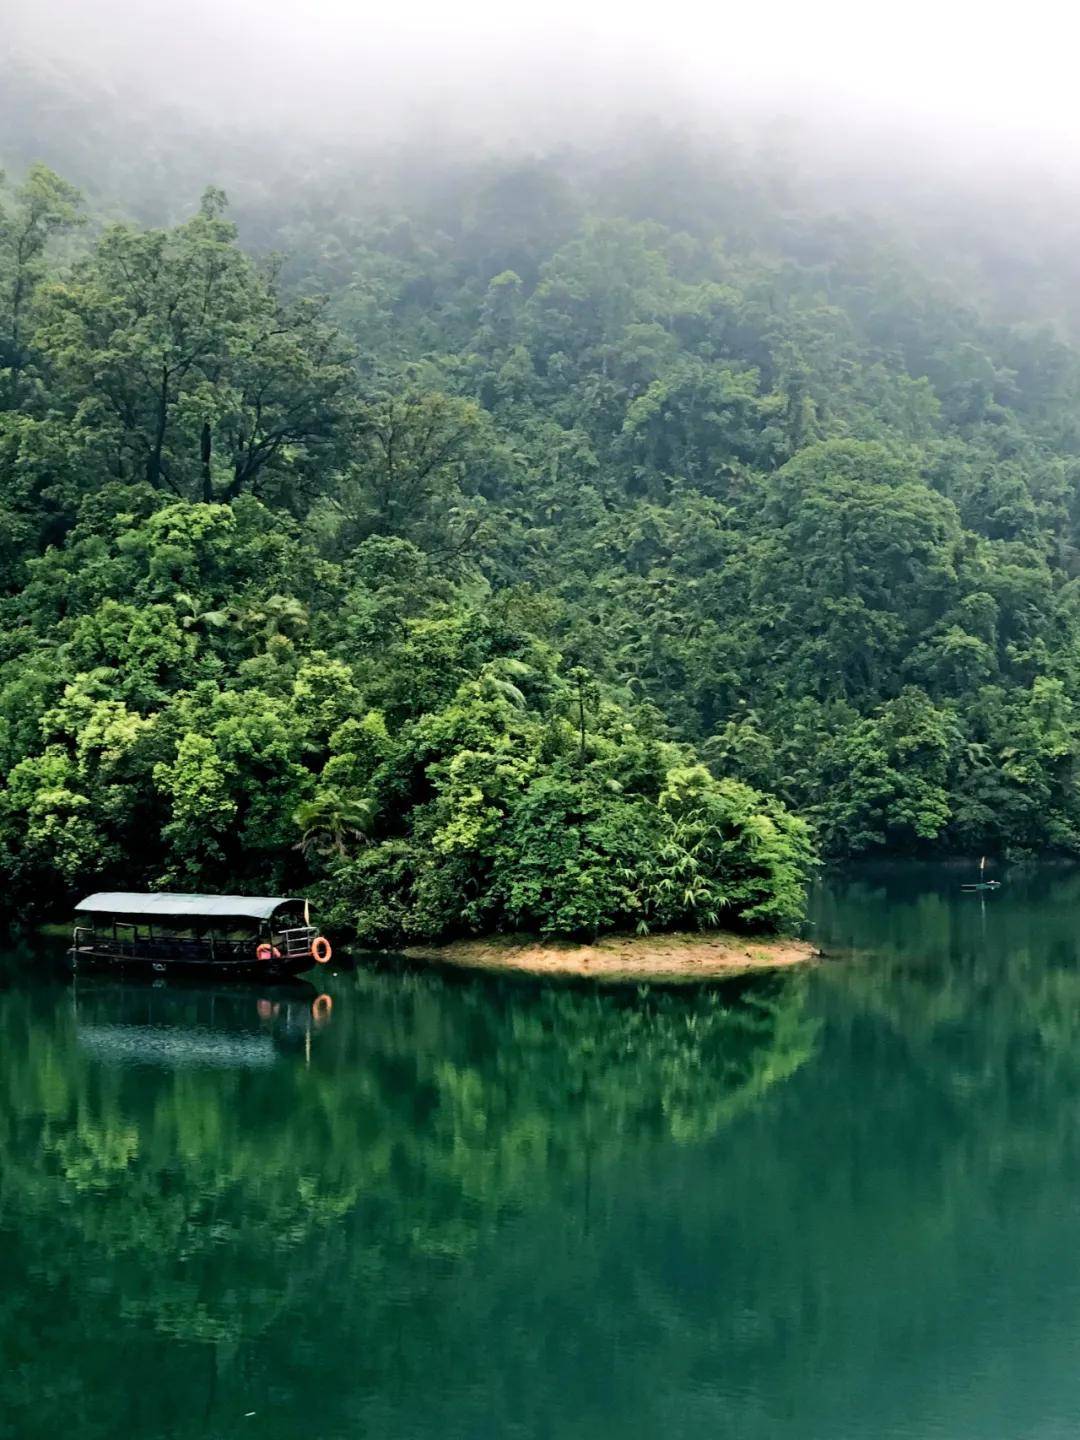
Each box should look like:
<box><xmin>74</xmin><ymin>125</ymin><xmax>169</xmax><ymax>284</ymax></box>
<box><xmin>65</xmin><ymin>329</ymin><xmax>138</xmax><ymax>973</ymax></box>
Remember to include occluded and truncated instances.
<box><xmin>69</xmin><ymin>892</ymin><xmax>333</xmax><ymax>978</ymax></box>
<box><xmin>961</xmin><ymin>857</ymin><xmax>1000</xmax><ymax>893</ymax></box>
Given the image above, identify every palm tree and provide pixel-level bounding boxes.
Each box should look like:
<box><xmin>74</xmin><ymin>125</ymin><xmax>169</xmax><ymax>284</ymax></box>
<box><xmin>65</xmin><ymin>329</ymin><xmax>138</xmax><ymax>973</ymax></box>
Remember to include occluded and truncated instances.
<box><xmin>243</xmin><ymin>594</ymin><xmax>310</xmax><ymax>644</ymax></box>
<box><xmin>294</xmin><ymin>790</ymin><xmax>374</xmax><ymax>860</ymax></box>
<box><xmin>174</xmin><ymin>592</ymin><xmax>232</xmax><ymax>633</ymax></box>
<box><xmin>477</xmin><ymin>657</ymin><xmax>531</xmax><ymax>708</ymax></box>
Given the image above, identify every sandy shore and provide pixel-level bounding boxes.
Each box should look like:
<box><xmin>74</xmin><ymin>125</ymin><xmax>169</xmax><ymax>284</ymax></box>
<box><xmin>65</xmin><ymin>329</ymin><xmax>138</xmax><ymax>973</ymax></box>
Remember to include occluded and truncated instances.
<box><xmin>401</xmin><ymin>930</ymin><xmax>818</xmax><ymax>984</ymax></box>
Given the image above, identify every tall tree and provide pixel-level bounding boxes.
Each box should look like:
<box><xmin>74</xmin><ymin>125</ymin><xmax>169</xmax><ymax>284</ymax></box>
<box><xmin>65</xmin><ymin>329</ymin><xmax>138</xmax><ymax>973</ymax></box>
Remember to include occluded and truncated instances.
<box><xmin>32</xmin><ymin>189</ymin><xmax>355</xmax><ymax>507</ymax></box>
<box><xmin>0</xmin><ymin>164</ymin><xmax>82</xmax><ymax>407</ymax></box>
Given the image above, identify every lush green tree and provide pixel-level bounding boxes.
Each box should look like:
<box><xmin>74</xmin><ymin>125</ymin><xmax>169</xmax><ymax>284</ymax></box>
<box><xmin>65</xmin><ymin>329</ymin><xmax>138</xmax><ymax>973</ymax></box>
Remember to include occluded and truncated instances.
<box><xmin>30</xmin><ymin>191</ymin><xmax>355</xmax><ymax>510</ymax></box>
<box><xmin>0</xmin><ymin>163</ymin><xmax>82</xmax><ymax>405</ymax></box>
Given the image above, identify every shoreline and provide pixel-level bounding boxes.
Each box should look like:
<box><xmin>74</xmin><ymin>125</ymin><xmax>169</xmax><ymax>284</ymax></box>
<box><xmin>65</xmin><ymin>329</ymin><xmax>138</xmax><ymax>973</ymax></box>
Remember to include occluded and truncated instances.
<box><xmin>399</xmin><ymin>929</ymin><xmax>818</xmax><ymax>984</ymax></box>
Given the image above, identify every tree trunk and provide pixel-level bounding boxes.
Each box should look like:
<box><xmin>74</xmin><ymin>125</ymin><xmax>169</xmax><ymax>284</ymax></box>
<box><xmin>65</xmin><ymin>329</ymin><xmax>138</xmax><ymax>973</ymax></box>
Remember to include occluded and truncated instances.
<box><xmin>201</xmin><ymin>420</ymin><xmax>213</xmax><ymax>503</ymax></box>
<box><xmin>146</xmin><ymin>364</ymin><xmax>170</xmax><ymax>489</ymax></box>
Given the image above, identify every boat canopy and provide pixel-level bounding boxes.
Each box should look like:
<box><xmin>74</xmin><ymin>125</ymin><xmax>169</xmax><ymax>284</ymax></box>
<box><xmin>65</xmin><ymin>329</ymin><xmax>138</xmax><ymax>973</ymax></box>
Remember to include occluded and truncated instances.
<box><xmin>75</xmin><ymin>892</ymin><xmax>303</xmax><ymax>922</ymax></box>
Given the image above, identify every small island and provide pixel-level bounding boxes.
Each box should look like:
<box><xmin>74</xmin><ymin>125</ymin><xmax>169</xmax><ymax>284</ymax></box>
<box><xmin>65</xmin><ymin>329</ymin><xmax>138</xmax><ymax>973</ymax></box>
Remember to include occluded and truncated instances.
<box><xmin>402</xmin><ymin>929</ymin><xmax>818</xmax><ymax>983</ymax></box>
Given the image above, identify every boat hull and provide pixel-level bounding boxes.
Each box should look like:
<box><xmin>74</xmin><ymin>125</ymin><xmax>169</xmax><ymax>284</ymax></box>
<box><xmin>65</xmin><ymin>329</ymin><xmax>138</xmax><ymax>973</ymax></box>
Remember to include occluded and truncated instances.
<box><xmin>69</xmin><ymin>947</ymin><xmax>316</xmax><ymax>980</ymax></box>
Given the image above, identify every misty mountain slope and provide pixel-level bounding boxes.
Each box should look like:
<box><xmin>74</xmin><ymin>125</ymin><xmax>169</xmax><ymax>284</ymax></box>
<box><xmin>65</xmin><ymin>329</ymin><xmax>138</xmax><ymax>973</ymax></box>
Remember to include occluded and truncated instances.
<box><xmin>5</xmin><ymin>118</ymin><xmax>1080</xmax><ymax>932</ymax></box>
<box><xmin>11</xmin><ymin>43</ymin><xmax>1080</xmax><ymax>333</ymax></box>
<box><xmin>304</xmin><ymin>160</ymin><xmax>1080</xmax><ymax>859</ymax></box>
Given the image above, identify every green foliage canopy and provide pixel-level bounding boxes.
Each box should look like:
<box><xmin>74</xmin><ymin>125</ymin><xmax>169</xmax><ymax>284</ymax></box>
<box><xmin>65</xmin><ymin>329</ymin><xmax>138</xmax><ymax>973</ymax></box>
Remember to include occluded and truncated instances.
<box><xmin>10</xmin><ymin>139</ymin><xmax>1080</xmax><ymax>933</ymax></box>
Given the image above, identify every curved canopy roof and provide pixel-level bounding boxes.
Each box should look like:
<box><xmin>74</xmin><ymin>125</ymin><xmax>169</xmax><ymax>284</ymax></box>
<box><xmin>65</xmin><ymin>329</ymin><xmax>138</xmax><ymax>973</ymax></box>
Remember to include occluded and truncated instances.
<box><xmin>75</xmin><ymin>892</ymin><xmax>302</xmax><ymax>921</ymax></box>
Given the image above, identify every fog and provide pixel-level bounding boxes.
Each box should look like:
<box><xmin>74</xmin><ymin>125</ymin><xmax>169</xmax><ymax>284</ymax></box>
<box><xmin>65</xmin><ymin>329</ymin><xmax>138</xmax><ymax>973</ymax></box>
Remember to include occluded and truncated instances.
<box><xmin>7</xmin><ymin>0</ymin><xmax>1080</xmax><ymax>328</ymax></box>
<box><xmin>8</xmin><ymin>0</ymin><xmax>1080</xmax><ymax>168</ymax></box>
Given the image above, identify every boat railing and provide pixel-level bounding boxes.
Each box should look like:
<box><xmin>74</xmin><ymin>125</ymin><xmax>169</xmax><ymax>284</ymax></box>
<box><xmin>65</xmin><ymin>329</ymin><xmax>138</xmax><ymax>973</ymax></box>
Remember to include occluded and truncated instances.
<box><xmin>71</xmin><ymin>928</ymin><xmax>291</xmax><ymax>961</ymax></box>
<box><xmin>71</xmin><ymin>922</ymin><xmax>321</xmax><ymax>963</ymax></box>
<box><xmin>276</xmin><ymin>926</ymin><xmax>318</xmax><ymax>958</ymax></box>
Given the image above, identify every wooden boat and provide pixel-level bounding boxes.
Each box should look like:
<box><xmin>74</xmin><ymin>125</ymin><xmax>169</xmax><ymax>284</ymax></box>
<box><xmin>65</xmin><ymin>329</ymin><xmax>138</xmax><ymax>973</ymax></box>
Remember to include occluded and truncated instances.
<box><xmin>69</xmin><ymin>892</ymin><xmax>333</xmax><ymax>978</ymax></box>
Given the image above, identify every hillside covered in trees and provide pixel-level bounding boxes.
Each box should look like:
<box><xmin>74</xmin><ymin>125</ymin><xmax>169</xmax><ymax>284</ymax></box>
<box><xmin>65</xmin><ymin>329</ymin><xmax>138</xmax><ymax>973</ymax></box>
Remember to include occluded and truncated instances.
<box><xmin>4</xmin><ymin>110</ymin><xmax>1080</xmax><ymax>939</ymax></box>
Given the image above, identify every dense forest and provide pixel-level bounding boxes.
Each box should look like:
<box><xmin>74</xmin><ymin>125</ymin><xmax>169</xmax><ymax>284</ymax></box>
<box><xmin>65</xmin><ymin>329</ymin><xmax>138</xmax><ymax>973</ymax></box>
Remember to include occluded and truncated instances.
<box><xmin>6</xmin><ymin>73</ymin><xmax>1080</xmax><ymax>939</ymax></box>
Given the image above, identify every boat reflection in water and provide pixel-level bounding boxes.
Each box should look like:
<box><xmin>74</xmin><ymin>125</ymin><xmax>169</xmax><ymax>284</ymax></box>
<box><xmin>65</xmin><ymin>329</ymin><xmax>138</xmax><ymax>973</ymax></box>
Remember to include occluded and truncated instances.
<box><xmin>72</xmin><ymin>978</ymin><xmax>333</xmax><ymax>1070</ymax></box>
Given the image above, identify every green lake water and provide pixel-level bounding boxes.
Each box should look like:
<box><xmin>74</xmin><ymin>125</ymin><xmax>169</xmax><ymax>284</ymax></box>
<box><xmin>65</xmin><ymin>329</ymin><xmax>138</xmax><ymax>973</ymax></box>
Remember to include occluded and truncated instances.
<box><xmin>4</xmin><ymin>864</ymin><xmax>1080</xmax><ymax>1439</ymax></box>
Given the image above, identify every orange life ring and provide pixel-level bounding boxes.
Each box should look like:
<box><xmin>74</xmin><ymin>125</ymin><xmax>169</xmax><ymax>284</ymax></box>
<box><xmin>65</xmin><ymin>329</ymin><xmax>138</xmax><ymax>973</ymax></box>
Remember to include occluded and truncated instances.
<box><xmin>312</xmin><ymin>993</ymin><xmax>333</xmax><ymax>1022</ymax></box>
<box><xmin>256</xmin><ymin>943</ymin><xmax>281</xmax><ymax>961</ymax></box>
<box><xmin>311</xmin><ymin>935</ymin><xmax>332</xmax><ymax>964</ymax></box>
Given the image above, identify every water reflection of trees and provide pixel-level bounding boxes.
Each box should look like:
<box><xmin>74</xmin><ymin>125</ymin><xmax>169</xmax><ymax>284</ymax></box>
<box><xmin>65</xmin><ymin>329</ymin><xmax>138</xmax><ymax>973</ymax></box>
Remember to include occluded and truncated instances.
<box><xmin>13</xmin><ymin>882</ymin><xmax>1080</xmax><ymax>1440</ymax></box>
<box><xmin>0</xmin><ymin>964</ymin><xmax>817</xmax><ymax>1439</ymax></box>
<box><xmin>748</xmin><ymin>866</ymin><xmax>1080</xmax><ymax>1438</ymax></box>
<box><xmin>812</xmin><ymin>864</ymin><xmax>1080</xmax><ymax>1120</ymax></box>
